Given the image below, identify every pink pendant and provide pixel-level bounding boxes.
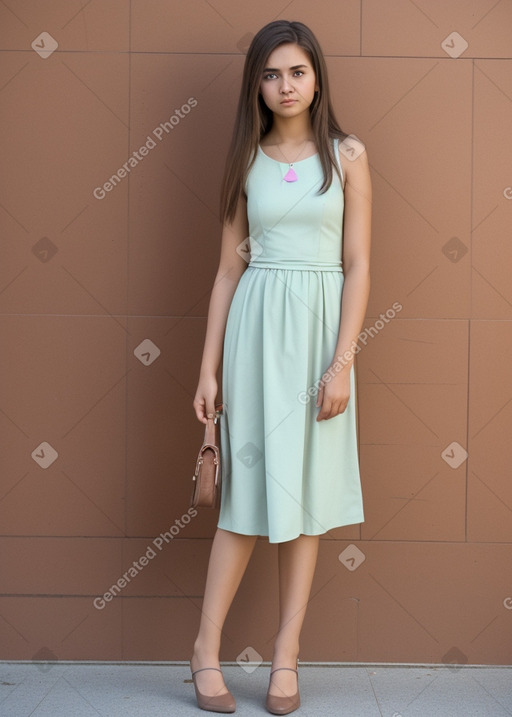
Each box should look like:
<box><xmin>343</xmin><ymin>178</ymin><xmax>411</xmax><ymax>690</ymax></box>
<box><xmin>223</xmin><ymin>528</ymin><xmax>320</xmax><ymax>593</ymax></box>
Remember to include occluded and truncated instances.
<box><xmin>283</xmin><ymin>165</ymin><xmax>298</xmax><ymax>182</ymax></box>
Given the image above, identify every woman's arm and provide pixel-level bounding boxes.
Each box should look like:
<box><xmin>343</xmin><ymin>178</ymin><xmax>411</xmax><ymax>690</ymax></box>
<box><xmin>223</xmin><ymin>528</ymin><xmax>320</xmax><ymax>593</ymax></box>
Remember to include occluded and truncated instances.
<box><xmin>316</xmin><ymin>140</ymin><xmax>372</xmax><ymax>421</ymax></box>
<box><xmin>193</xmin><ymin>193</ymin><xmax>250</xmax><ymax>423</ymax></box>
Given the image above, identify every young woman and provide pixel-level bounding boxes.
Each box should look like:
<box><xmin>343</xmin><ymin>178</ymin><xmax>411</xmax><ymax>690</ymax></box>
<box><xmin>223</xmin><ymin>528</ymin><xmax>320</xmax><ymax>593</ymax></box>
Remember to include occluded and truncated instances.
<box><xmin>191</xmin><ymin>19</ymin><xmax>371</xmax><ymax>715</ymax></box>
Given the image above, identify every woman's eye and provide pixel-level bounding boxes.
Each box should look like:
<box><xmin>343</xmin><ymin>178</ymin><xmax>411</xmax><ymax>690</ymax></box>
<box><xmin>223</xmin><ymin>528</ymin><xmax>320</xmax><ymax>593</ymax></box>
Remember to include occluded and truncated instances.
<box><xmin>262</xmin><ymin>70</ymin><xmax>305</xmax><ymax>80</ymax></box>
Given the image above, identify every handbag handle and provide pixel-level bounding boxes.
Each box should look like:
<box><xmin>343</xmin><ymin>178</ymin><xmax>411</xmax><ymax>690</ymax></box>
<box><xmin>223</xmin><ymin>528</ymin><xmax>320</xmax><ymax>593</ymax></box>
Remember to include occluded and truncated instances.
<box><xmin>204</xmin><ymin>402</ymin><xmax>223</xmax><ymax>421</ymax></box>
<box><xmin>204</xmin><ymin>403</ymin><xmax>223</xmax><ymax>444</ymax></box>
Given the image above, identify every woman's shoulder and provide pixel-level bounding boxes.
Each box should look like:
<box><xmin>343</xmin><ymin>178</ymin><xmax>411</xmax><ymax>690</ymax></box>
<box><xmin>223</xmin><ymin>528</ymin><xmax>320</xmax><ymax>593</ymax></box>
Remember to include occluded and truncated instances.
<box><xmin>335</xmin><ymin>133</ymin><xmax>369</xmax><ymax>182</ymax></box>
<box><xmin>335</xmin><ymin>133</ymin><xmax>367</xmax><ymax>161</ymax></box>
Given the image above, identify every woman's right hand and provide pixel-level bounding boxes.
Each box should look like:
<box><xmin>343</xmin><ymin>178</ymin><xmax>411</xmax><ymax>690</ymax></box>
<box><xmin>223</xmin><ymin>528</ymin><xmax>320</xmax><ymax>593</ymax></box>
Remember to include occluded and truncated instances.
<box><xmin>193</xmin><ymin>374</ymin><xmax>218</xmax><ymax>424</ymax></box>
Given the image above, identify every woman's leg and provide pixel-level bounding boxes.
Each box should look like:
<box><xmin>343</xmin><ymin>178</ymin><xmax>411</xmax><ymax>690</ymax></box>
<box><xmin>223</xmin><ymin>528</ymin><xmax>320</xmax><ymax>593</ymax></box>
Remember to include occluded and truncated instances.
<box><xmin>191</xmin><ymin>527</ymin><xmax>258</xmax><ymax>696</ymax></box>
<box><xmin>269</xmin><ymin>533</ymin><xmax>320</xmax><ymax>696</ymax></box>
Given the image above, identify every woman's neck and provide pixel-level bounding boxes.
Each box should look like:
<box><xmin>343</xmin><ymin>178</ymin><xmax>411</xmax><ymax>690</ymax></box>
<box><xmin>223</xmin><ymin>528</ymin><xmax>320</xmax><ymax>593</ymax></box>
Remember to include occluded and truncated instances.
<box><xmin>264</xmin><ymin>113</ymin><xmax>315</xmax><ymax>146</ymax></box>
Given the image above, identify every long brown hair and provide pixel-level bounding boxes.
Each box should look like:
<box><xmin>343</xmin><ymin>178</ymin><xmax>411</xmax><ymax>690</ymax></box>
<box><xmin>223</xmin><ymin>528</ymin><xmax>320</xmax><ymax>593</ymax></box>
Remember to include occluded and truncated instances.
<box><xmin>219</xmin><ymin>20</ymin><xmax>348</xmax><ymax>224</ymax></box>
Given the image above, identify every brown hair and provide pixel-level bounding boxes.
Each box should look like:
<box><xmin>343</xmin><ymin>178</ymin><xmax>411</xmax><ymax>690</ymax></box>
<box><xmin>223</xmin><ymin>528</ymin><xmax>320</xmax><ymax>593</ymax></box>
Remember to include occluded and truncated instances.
<box><xmin>219</xmin><ymin>20</ymin><xmax>348</xmax><ymax>224</ymax></box>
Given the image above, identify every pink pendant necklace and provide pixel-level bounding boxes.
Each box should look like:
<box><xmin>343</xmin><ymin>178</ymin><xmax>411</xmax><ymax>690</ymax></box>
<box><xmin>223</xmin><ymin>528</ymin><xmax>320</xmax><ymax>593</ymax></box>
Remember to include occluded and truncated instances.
<box><xmin>277</xmin><ymin>139</ymin><xmax>310</xmax><ymax>182</ymax></box>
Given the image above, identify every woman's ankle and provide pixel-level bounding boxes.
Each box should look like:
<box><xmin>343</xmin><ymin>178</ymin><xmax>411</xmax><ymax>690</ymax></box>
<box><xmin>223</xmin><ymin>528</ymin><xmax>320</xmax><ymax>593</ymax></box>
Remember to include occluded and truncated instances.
<box><xmin>192</xmin><ymin>638</ymin><xmax>221</xmax><ymax>665</ymax></box>
<box><xmin>271</xmin><ymin>641</ymin><xmax>300</xmax><ymax>665</ymax></box>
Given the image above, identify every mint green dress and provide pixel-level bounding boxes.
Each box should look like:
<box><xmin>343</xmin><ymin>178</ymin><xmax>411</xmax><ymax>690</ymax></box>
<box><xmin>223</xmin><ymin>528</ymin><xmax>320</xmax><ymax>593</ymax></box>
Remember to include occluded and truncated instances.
<box><xmin>217</xmin><ymin>137</ymin><xmax>365</xmax><ymax>543</ymax></box>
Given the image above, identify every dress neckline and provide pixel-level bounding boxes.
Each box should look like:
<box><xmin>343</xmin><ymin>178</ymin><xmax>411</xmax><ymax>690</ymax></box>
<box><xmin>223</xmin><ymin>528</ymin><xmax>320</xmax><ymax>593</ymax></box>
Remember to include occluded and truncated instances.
<box><xmin>257</xmin><ymin>144</ymin><xmax>319</xmax><ymax>165</ymax></box>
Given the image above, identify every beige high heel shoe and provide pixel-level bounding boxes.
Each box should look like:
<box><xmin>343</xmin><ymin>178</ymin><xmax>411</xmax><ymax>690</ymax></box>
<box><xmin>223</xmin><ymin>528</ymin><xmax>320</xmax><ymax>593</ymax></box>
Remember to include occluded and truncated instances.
<box><xmin>190</xmin><ymin>663</ymin><xmax>236</xmax><ymax>713</ymax></box>
<box><xmin>265</xmin><ymin>662</ymin><xmax>300</xmax><ymax>715</ymax></box>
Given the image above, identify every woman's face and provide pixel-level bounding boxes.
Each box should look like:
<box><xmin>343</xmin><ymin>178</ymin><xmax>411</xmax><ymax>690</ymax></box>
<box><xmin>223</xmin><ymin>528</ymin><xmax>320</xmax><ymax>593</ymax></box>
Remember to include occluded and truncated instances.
<box><xmin>259</xmin><ymin>42</ymin><xmax>318</xmax><ymax>119</ymax></box>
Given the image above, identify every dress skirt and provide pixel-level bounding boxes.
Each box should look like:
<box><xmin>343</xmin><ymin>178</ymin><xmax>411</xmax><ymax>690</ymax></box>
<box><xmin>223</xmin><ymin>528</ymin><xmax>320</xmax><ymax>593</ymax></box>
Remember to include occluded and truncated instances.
<box><xmin>217</xmin><ymin>261</ymin><xmax>365</xmax><ymax>544</ymax></box>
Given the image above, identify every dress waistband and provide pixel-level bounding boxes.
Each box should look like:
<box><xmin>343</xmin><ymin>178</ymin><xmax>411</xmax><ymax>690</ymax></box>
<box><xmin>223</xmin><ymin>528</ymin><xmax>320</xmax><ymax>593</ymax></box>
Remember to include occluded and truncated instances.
<box><xmin>248</xmin><ymin>258</ymin><xmax>344</xmax><ymax>273</ymax></box>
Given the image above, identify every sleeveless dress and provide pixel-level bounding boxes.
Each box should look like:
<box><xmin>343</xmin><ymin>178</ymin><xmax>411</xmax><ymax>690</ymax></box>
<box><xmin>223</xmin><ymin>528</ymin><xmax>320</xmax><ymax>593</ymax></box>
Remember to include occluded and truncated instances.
<box><xmin>217</xmin><ymin>137</ymin><xmax>365</xmax><ymax>544</ymax></box>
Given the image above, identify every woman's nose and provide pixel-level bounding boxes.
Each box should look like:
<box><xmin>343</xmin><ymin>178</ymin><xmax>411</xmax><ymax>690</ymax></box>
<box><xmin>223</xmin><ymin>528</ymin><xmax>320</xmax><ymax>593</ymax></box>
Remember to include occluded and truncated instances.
<box><xmin>280</xmin><ymin>76</ymin><xmax>293</xmax><ymax>92</ymax></box>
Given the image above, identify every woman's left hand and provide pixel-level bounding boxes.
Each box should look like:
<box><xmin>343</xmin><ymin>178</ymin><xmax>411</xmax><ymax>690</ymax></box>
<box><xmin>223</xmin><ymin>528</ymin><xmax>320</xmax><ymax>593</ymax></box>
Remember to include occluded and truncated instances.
<box><xmin>315</xmin><ymin>365</ymin><xmax>351</xmax><ymax>421</ymax></box>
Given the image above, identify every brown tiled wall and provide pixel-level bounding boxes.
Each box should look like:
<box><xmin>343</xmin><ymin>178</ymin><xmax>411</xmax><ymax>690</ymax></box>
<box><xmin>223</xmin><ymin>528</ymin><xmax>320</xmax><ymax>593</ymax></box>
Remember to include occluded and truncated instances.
<box><xmin>1</xmin><ymin>1</ymin><xmax>511</xmax><ymax>665</ymax></box>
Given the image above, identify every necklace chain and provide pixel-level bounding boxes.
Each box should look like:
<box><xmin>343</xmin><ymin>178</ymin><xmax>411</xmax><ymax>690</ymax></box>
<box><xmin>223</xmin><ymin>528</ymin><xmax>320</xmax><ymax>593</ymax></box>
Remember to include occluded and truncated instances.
<box><xmin>275</xmin><ymin>139</ymin><xmax>310</xmax><ymax>167</ymax></box>
<box><xmin>273</xmin><ymin>139</ymin><xmax>313</xmax><ymax>183</ymax></box>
